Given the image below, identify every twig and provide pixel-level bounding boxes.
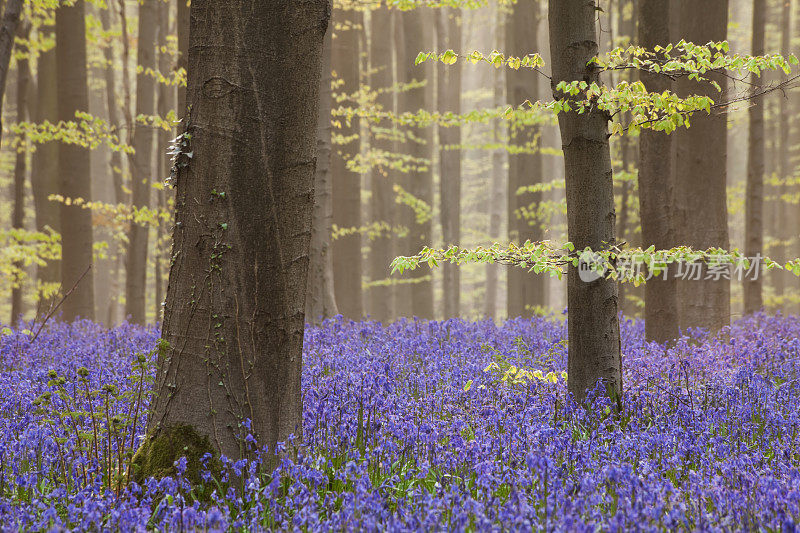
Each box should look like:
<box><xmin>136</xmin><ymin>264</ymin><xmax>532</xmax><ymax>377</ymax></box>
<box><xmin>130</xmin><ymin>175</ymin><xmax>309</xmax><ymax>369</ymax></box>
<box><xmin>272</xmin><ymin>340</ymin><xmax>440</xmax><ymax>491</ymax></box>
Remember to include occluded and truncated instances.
<box><xmin>29</xmin><ymin>264</ymin><xmax>92</xmax><ymax>345</ymax></box>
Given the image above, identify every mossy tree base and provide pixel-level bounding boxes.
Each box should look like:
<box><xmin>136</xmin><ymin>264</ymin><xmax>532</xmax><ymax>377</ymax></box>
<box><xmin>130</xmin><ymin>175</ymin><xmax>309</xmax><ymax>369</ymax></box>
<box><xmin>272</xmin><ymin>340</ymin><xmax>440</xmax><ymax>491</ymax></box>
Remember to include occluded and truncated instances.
<box><xmin>132</xmin><ymin>425</ymin><xmax>218</xmax><ymax>485</ymax></box>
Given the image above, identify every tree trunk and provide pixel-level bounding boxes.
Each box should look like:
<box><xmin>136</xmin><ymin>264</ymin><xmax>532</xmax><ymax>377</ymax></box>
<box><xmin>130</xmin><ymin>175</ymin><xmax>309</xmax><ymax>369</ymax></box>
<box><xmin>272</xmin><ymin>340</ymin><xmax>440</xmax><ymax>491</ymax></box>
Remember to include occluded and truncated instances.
<box><xmin>675</xmin><ymin>0</ymin><xmax>729</xmax><ymax>333</ymax></box>
<box><xmin>398</xmin><ymin>9</ymin><xmax>434</xmax><ymax>319</ymax></box>
<box><xmin>11</xmin><ymin>29</ymin><xmax>29</xmax><ymax>324</ymax></box>
<box><xmin>485</xmin><ymin>8</ymin><xmax>505</xmax><ymax>321</ymax></box>
<box><xmin>437</xmin><ymin>7</ymin><xmax>461</xmax><ymax>319</ymax></box>
<box><xmin>56</xmin><ymin>0</ymin><xmax>95</xmax><ymax>321</ymax></box>
<box><xmin>506</xmin><ymin>0</ymin><xmax>546</xmax><ymax>319</ymax></box>
<box><xmin>306</xmin><ymin>25</ymin><xmax>338</xmax><ymax>324</ymax></box>
<box><xmin>638</xmin><ymin>0</ymin><xmax>680</xmax><ymax>342</ymax></box>
<box><xmin>177</xmin><ymin>0</ymin><xmax>188</xmax><ymax>119</ymax></box>
<box><xmin>744</xmin><ymin>0</ymin><xmax>766</xmax><ymax>315</ymax></box>
<box><xmin>549</xmin><ymin>0</ymin><xmax>622</xmax><ymax>403</ymax></box>
<box><xmin>154</xmin><ymin>0</ymin><xmax>174</xmax><ymax>323</ymax></box>
<box><xmin>31</xmin><ymin>24</ymin><xmax>60</xmax><ymax>301</ymax></box>
<box><xmin>0</xmin><ymin>0</ymin><xmax>23</xmax><ymax>146</ymax></box>
<box><xmin>331</xmin><ymin>7</ymin><xmax>363</xmax><ymax>319</ymax></box>
<box><xmin>124</xmin><ymin>0</ymin><xmax>158</xmax><ymax>324</ymax></box>
<box><xmin>98</xmin><ymin>7</ymin><xmax>124</xmax><ymax>325</ymax></box>
<box><xmin>774</xmin><ymin>0</ymin><xmax>792</xmax><ymax>311</ymax></box>
<box><xmin>137</xmin><ymin>0</ymin><xmax>329</xmax><ymax>475</ymax></box>
<box><xmin>367</xmin><ymin>7</ymin><xmax>395</xmax><ymax>323</ymax></box>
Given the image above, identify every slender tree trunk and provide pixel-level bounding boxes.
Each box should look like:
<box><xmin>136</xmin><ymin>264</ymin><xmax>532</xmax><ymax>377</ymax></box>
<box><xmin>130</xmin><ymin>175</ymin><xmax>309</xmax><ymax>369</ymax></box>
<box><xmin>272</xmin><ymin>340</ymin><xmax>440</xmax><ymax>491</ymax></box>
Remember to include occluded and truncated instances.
<box><xmin>549</xmin><ymin>0</ymin><xmax>622</xmax><ymax>403</ymax></box>
<box><xmin>774</xmin><ymin>0</ymin><xmax>792</xmax><ymax>310</ymax></box>
<box><xmin>56</xmin><ymin>0</ymin><xmax>95</xmax><ymax>321</ymax></box>
<box><xmin>675</xmin><ymin>0</ymin><xmax>730</xmax><ymax>333</ymax></box>
<box><xmin>437</xmin><ymin>7</ymin><xmax>461</xmax><ymax>319</ymax></box>
<box><xmin>31</xmin><ymin>24</ymin><xmax>60</xmax><ymax>301</ymax></box>
<box><xmin>638</xmin><ymin>0</ymin><xmax>679</xmax><ymax>342</ymax></box>
<box><xmin>368</xmin><ymin>7</ymin><xmax>395</xmax><ymax>322</ymax></box>
<box><xmin>398</xmin><ymin>9</ymin><xmax>434</xmax><ymax>319</ymax></box>
<box><xmin>744</xmin><ymin>0</ymin><xmax>766</xmax><ymax>315</ymax></box>
<box><xmin>125</xmin><ymin>0</ymin><xmax>158</xmax><ymax>324</ymax></box>
<box><xmin>177</xmin><ymin>0</ymin><xmax>188</xmax><ymax>119</ymax></box>
<box><xmin>155</xmin><ymin>0</ymin><xmax>173</xmax><ymax>323</ymax></box>
<box><xmin>137</xmin><ymin>0</ymin><xmax>329</xmax><ymax>475</ymax></box>
<box><xmin>0</xmin><ymin>0</ymin><xmax>23</xmax><ymax>145</ymax></box>
<box><xmin>506</xmin><ymin>0</ymin><xmax>546</xmax><ymax>319</ymax></box>
<box><xmin>485</xmin><ymin>8</ymin><xmax>505</xmax><ymax>321</ymax></box>
<box><xmin>11</xmin><ymin>30</ymin><xmax>30</xmax><ymax>324</ymax></box>
<box><xmin>306</xmin><ymin>26</ymin><xmax>338</xmax><ymax>324</ymax></box>
<box><xmin>331</xmin><ymin>7</ymin><xmax>363</xmax><ymax>319</ymax></box>
<box><xmin>791</xmin><ymin>0</ymin><xmax>800</xmax><ymax>315</ymax></box>
<box><xmin>99</xmin><ymin>7</ymin><xmax>124</xmax><ymax>325</ymax></box>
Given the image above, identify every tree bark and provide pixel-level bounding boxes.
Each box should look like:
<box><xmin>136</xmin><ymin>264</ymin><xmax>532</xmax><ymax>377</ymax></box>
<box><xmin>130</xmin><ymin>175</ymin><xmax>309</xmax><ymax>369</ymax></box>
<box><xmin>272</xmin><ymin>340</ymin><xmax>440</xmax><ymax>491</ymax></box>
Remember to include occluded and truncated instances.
<box><xmin>125</xmin><ymin>0</ymin><xmax>158</xmax><ymax>324</ymax></box>
<box><xmin>11</xmin><ymin>26</ymin><xmax>30</xmax><ymax>324</ymax></box>
<box><xmin>155</xmin><ymin>0</ymin><xmax>174</xmax><ymax>323</ymax></box>
<box><xmin>675</xmin><ymin>0</ymin><xmax>730</xmax><ymax>333</ymax></box>
<box><xmin>331</xmin><ymin>7</ymin><xmax>363</xmax><ymax>319</ymax></box>
<box><xmin>0</xmin><ymin>0</ymin><xmax>23</xmax><ymax>146</ymax></box>
<box><xmin>549</xmin><ymin>0</ymin><xmax>622</xmax><ymax>403</ymax></box>
<box><xmin>367</xmin><ymin>6</ymin><xmax>395</xmax><ymax>322</ymax></box>
<box><xmin>398</xmin><ymin>9</ymin><xmax>435</xmax><ymax>319</ymax></box>
<box><xmin>437</xmin><ymin>7</ymin><xmax>462</xmax><ymax>319</ymax></box>
<box><xmin>485</xmin><ymin>8</ymin><xmax>505</xmax><ymax>321</ymax></box>
<box><xmin>638</xmin><ymin>0</ymin><xmax>680</xmax><ymax>342</ymax></box>
<box><xmin>56</xmin><ymin>0</ymin><xmax>95</xmax><ymax>321</ymax></box>
<box><xmin>98</xmin><ymin>7</ymin><xmax>125</xmax><ymax>325</ymax></box>
<box><xmin>506</xmin><ymin>0</ymin><xmax>546</xmax><ymax>319</ymax></box>
<box><xmin>177</xmin><ymin>0</ymin><xmax>189</xmax><ymax>119</ymax></box>
<box><xmin>138</xmin><ymin>0</ymin><xmax>329</xmax><ymax>473</ymax></box>
<box><xmin>31</xmin><ymin>24</ymin><xmax>61</xmax><ymax>301</ymax></box>
<box><xmin>774</xmin><ymin>0</ymin><xmax>792</xmax><ymax>310</ymax></box>
<box><xmin>306</xmin><ymin>25</ymin><xmax>338</xmax><ymax>324</ymax></box>
<box><xmin>744</xmin><ymin>0</ymin><xmax>766</xmax><ymax>315</ymax></box>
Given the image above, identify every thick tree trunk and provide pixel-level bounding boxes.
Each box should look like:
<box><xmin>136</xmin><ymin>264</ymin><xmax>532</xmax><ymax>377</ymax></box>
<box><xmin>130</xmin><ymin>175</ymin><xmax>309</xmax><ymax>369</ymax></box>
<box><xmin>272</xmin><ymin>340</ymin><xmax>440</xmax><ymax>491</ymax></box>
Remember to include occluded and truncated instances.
<box><xmin>306</xmin><ymin>26</ymin><xmax>338</xmax><ymax>324</ymax></box>
<box><xmin>638</xmin><ymin>0</ymin><xmax>680</xmax><ymax>342</ymax></box>
<box><xmin>437</xmin><ymin>7</ymin><xmax>461</xmax><ymax>319</ymax></box>
<box><xmin>125</xmin><ymin>0</ymin><xmax>158</xmax><ymax>324</ymax></box>
<box><xmin>549</xmin><ymin>0</ymin><xmax>622</xmax><ymax>403</ymax></box>
<box><xmin>506</xmin><ymin>0</ymin><xmax>546</xmax><ymax>319</ymax></box>
<box><xmin>56</xmin><ymin>0</ymin><xmax>95</xmax><ymax>321</ymax></box>
<box><xmin>398</xmin><ymin>9</ymin><xmax>434</xmax><ymax>319</ymax></box>
<box><xmin>367</xmin><ymin>7</ymin><xmax>395</xmax><ymax>322</ymax></box>
<box><xmin>331</xmin><ymin>7</ymin><xmax>363</xmax><ymax>319</ymax></box>
<box><xmin>31</xmin><ymin>25</ymin><xmax>61</xmax><ymax>300</ymax></box>
<box><xmin>744</xmin><ymin>0</ymin><xmax>766</xmax><ymax>315</ymax></box>
<box><xmin>11</xmin><ymin>35</ymin><xmax>29</xmax><ymax>324</ymax></box>
<box><xmin>138</xmin><ymin>0</ymin><xmax>329</xmax><ymax>474</ymax></box>
<box><xmin>675</xmin><ymin>0</ymin><xmax>730</xmax><ymax>333</ymax></box>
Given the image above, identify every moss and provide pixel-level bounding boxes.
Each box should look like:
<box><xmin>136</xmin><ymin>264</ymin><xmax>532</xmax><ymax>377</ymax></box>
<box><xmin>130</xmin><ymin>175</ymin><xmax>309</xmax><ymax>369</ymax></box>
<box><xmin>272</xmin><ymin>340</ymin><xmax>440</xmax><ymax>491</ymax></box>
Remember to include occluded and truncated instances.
<box><xmin>131</xmin><ymin>425</ymin><xmax>218</xmax><ymax>486</ymax></box>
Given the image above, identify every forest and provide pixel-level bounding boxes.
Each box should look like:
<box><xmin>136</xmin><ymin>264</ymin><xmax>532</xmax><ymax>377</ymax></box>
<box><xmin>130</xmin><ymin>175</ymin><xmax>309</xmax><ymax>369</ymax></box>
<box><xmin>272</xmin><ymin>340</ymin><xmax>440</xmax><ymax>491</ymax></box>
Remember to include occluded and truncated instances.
<box><xmin>0</xmin><ymin>0</ymin><xmax>800</xmax><ymax>530</ymax></box>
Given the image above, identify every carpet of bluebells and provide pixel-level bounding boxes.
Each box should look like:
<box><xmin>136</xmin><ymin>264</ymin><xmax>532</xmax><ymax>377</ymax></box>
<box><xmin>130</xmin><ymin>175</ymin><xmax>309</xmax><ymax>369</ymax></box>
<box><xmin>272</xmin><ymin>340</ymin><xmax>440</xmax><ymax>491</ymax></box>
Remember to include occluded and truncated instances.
<box><xmin>0</xmin><ymin>313</ymin><xmax>799</xmax><ymax>531</ymax></box>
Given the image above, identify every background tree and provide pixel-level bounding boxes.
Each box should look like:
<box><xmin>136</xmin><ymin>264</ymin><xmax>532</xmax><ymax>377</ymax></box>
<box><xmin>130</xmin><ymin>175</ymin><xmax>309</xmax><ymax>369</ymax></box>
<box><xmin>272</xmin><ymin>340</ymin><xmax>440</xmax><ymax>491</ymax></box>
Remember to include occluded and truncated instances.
<box><xmin>125</xmin><ymin>0</ymin><xmax>157</xmax><ymax>325</ymax></box>
<box><xmin>638</xmin><ymin>0</ymin><xmax>680</xmax><ymax>342</ymax></box>
<box><xmin>331</xmin><ymin>5</ymin><xmax>364</xmax><ymax>319</ymax></box>
<box><xmin>745</xmin><ymin>0</ymin><xmax>767</xmax><ymax>314</ymax></box>
<box><xmin>506</xmin><ymin>0</ymin><xmax>546</xmax><ymax>319</ymax></box>
<box><xmin>56</xmin><ymin>0</ymin><xmax>95</xmax><ymax>321</ymax></box>
<box><xmin>675</xmin><ymin>0</ymin><xmax>730</xmax><ymax>333</ymax></box>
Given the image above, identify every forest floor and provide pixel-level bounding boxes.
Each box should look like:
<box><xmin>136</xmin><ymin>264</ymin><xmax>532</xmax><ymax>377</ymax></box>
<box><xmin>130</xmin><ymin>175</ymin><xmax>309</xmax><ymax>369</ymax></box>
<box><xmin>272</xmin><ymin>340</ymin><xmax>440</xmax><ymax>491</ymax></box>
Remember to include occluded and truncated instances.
<box><xmin>0</xmin><ymin>314</ymin><xmax>798</xmax><ymax>530</ymax></box>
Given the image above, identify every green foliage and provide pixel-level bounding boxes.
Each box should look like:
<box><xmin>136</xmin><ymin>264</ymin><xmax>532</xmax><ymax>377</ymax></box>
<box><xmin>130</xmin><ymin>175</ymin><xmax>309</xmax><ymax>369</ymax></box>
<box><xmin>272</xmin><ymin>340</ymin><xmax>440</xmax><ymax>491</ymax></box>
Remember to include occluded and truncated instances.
<box><xmin>391</xmin><ymin>241</ymin><xmax>800</xmax><ymax>287</ymax></box>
